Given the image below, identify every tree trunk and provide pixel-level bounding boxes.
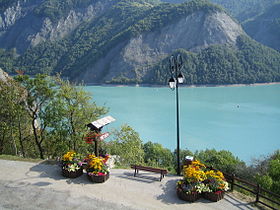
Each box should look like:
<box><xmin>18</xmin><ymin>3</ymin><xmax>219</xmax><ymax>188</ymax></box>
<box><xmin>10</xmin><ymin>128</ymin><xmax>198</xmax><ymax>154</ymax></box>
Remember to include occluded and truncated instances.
<box><xmin>0</xmin><ymin>129</ymin><xmax>6</xmax><ymax>155</ymax></box>
<box><xmin>17</xmin><ymin>115</ymin><xmax>26</xmax><ymax>157</ymax></box>
<box><xmin>18</xmin><ymin>122</ymin><xmax>26</xmax><ymax>157</ymax></box>
<box><xmin>11</xmin><ymin>129</ymin><xmax>18</xmax><ymax>156</ymax></box>
<box><xmin>70</xmin><ymin>112</ymin><xmax>76</xmax><ymax>150</ymax></box>
<box><xmin>32</xmin><ymin>118</ymin><xmax>44</xmax><ymax>159</ymax></box>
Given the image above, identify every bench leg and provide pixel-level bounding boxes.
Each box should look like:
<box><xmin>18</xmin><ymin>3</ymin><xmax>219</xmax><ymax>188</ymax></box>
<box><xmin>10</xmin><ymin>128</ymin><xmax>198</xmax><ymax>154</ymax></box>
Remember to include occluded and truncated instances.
<box><xmin>134</xmin><ymin>168</ymin><xmax>137</xmax><ymax>177</ymax></box>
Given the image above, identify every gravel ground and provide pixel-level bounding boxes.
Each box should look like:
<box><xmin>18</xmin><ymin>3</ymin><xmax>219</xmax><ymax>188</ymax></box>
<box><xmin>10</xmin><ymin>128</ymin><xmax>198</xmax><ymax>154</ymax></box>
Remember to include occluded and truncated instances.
<box><xmin>0</xmin><ymin>159</ymin><xmax>256</xmax><ymax>210</ymax></box>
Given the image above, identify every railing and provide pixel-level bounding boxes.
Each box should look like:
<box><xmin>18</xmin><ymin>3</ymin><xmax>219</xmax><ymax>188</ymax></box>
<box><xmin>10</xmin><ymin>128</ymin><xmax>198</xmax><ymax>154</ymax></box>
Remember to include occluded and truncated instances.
<box><xmin>223</xmin><ymin>172</ymin><xmax>280</xmax><ymax>210</ymax></box>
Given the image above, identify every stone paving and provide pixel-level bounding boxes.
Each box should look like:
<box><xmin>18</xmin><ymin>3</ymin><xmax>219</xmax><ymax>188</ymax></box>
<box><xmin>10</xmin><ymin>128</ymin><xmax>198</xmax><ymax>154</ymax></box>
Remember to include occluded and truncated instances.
<box><xmin>0</xmin><ymin>159</ymin><xmax>256</xmax><ymax>210</ymax></box>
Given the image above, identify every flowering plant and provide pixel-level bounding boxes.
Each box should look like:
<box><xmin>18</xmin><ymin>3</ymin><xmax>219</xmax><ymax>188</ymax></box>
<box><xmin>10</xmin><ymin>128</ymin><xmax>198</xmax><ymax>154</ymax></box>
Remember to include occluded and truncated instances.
<box><xmin>204</xmin><ymin>170</ymin><xmax>229</xmax><ymax>192</ymax></box>
<box><xmin>177</xmin><ymin>160</ymin><xmax>208</xmax><ymax>194</ymax></box>
<box><xmin>177</xmin><ymin>180</ymin><xmax>210</xmax><ymax>194</ymax></box>
<box><xmin>85</xmin><ymin>154</ymin><xmax>110</xmax><ymax>176</ymax></box>
<box><xmin>61</xmin><ymin>151</ymin><xmax>83</xmax><ymax>172</ymax></box>
<box><xmin>177</xmin><ymin>160</ymin><xmax>229</xmax><ymax>195</ymax></box>
<box><xmin>183</xmin><ymin>160</ymin><xmax>207</xmax><ymax>183</ymax></box>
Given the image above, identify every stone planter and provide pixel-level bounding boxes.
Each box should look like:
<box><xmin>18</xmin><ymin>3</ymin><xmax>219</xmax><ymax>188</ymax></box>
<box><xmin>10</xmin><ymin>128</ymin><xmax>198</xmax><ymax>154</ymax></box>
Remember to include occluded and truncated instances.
<box><xmin>176</xmin><ymin>188</ymin><xmax>201</xmax><ymax>202</ymax></box>
<box><xmin>203</xmin><ymin>191</ymin><xmax>225</xmax><ymax>202</ymax></box>
<box><xmin>87</xmin><ymin>172</ymin><xmax>110</xmax><ymax>183</ymax></box>
<box><xmin>62</xmin><ymin>167</ymin><xmax>83</xmax><ymax>178</ymax></box>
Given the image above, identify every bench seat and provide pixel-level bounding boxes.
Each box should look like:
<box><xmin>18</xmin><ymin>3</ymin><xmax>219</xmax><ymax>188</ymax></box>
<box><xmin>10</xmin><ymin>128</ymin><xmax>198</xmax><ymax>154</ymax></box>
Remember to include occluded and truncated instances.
<box><xmin>131</xmin><ymin>165</ymin><xmax>168</xmax><ymax>181</ymax></box>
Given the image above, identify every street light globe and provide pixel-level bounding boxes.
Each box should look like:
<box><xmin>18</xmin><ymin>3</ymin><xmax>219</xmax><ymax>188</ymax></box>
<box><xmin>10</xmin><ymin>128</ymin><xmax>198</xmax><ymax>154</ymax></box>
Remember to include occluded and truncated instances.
<box><xmin>168</xmin><ymin>77</ymin><xmax>176</xmax><ymax>89</ymax></box>
<box><xmin>177</xmin><ymin>72</ymin><xmax>184</xmax><ymax>84</ymax></box>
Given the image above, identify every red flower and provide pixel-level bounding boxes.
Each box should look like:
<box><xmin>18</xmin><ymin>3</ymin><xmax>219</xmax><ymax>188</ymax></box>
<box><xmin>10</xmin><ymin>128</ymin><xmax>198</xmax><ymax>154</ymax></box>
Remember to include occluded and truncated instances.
<box><xmin>98</xmin><ymin>172</ymin><xmax>106</xmax><ymax>176</ymax></box>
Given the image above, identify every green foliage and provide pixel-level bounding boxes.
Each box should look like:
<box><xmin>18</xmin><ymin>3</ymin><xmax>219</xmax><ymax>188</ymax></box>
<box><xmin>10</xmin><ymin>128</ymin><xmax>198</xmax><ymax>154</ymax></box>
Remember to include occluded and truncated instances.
<box><xmin>1</xmin><ymin>75</ymin><xmax>107</xmax><ymax>159</ymax></box>
<box><xmin>12</xmin><ymin>0</ymin><xmax>224</xmax><ymax>80</ymax></box>
<box><xmin>14</xmin><ymin>74</ymin><xmax>57</xmax><ymax>159</ymax></box>
<box><xmin>0</xmin><ymin>48</ymin><xmax>17</xmax><ymax>73</ymax></box>
<box><xmin>162</xmin><ymin>0</ymin><xmax>280</xmax><ymax>22</ymax></box>
<box><xmin>0</xmin><ymin>78</ymin><xmax>28</xmax><ymax>156</ymax></box>
<box><xmin>2</xmin><ymin>0</ymin><xmax>280</xmax><ymax>85</ymax></box>
<box><xmin>33</xmin><ymin>0</ymin><xmax>94</xmax><ymax>23</ymax></box>
<box><xmin>105</xmin><ymin>125</ymin><xmax>145</xmax><ymax>166</ymax></box>
<box><xmin>252</xmin><ymin>150</ymin><xmax>280</xmax><ymax>195</ymax></box>
<box><xmin>150</xmin><ymin>35</ymin><xmax>280</xmax><ymax>85</ymax></box>
<box><xmin>194</xmin><ymin>149</ymin><xmax>245</xmax><ymax>175</ymax></box>
<box><xmin>143</xmin><ymin>141</ymin><xmax>173</xmax><ymax>168</ymax></box>
<box><xmin>44</xmin><ymin>77</ymin><xmax>108</xmax><ymax>156</ymax></box>
<box><xmin>243</xmin><ymin>3</ymin><xmax>280</xmax><ymax>51</ymax></box>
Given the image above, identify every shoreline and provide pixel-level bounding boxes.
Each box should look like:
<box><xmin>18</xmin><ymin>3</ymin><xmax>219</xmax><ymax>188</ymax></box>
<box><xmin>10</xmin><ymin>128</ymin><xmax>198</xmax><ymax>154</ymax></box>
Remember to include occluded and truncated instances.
<box><xmin>85</xmin><ymin>82</ymin><xmax>280</xmax><ymax>88</ymax></box>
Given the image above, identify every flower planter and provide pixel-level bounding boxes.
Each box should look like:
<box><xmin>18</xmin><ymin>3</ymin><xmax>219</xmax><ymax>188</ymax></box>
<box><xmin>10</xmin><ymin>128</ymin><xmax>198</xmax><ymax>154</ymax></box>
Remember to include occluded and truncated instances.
<box><xmin>176</xmin><ymin>188</ymin><xmax>201</xmax><ymax>202</ymax></box>
<box><xmin>203</xmin><ymin>191</ymin><xmax>225</xmax><ymax>202</ymax></box>
<box><xmin>62</xmin><ymin>167</ymin><xmax>83</xmax><ymax>178</ymax></box>
<box><xmin>87</xmin><ymin>172</ymin><xmax>110</xmax><ymax>183</ymax></box>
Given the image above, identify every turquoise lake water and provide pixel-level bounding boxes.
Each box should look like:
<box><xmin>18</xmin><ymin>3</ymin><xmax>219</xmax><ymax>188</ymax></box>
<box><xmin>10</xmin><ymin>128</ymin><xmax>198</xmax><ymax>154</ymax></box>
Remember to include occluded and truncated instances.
<box><xmin>85</xmin><ymin>84</ymin><xmax>280</xmax><ymax>164</ymax></box>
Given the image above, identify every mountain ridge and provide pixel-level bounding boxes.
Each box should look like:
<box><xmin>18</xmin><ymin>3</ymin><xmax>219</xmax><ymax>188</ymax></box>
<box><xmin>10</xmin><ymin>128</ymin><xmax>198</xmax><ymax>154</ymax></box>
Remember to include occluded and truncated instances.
<box><xmin>0</xmin><ymin>0</ymin><xmax>280</xmax><ymax>85</ymax></box>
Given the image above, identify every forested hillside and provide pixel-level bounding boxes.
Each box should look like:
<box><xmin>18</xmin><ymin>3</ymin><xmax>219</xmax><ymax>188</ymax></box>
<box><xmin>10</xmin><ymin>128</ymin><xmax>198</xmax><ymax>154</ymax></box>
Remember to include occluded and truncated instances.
<box><xmin>243</xmin><ymin>3</ymin><xmax>280</xmax><ymax>52</ymax></box>
<box><xmin>162</xmin><ymin>0</ymin><xmax>280</xmax><ymax>51</ymax></box>
<box><xmin>148</xmin><ymin>35</ymin><xmax>280</xmax><ymax>85</ymax></box>
<box><xmin>162</xmin><ymin>0</ymin><xmax>280</xmax><ymax>22</ymax></box>
<box><xmin>0</xmin><ymin>0</ymin><xmax>280</xmax><ymax>85</ymax></box>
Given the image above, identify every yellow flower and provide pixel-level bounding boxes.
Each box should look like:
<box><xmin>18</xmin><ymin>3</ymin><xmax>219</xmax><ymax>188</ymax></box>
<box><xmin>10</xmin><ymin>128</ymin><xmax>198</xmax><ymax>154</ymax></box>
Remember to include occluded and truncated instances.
<box><xmin>62</xmin><ymin>151</ymin><xmax>76</xmax><ymax>161</ymax></box>
<box><xmin>183</xmin><ymin>163</ymin><xmax>206</xmax><ymax>182</ymax></box>
<box><xmin>87</xmin><ymin>155</ymin><xmax>105</xmax><ymax>172</ymax></box>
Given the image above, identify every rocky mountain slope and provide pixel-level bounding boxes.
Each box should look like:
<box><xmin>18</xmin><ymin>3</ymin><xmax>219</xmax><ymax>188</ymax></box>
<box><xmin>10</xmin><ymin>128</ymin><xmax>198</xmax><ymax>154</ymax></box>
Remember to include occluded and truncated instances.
<box><xmin>0</xmin><ymin>68</ymin><xmax>10</xmax><ymax>83</ymax></box>
<box><xmin>0</xmin><ymin>0</ymin><xmax>116</xmax><ymax>54</ymax></box>
<box><xmin>79</xmin><ymin>9</ymin><xmax>244</xmax><ymax>83</ymax></box>
<box><xmin>243</xmin><ymin>3</ymin><xmax>280</xmax><ymax>52</ymax></box>
<box><xmin>162</xmin><ymin>0</ymin><xmax>280</xmax><ymax>22</ymax></box>
<box><xmin>0</xmin><ymin>0</ymin><xmax>280</xmax><ymax>85</ymax></box>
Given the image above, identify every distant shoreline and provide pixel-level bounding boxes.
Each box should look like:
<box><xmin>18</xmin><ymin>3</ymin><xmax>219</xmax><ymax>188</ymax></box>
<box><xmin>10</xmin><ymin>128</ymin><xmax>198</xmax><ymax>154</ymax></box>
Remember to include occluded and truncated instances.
<box><xmin>84</xmin><ymin>82</ymin><xmax>280</xmax><ymax>88</ymax></box>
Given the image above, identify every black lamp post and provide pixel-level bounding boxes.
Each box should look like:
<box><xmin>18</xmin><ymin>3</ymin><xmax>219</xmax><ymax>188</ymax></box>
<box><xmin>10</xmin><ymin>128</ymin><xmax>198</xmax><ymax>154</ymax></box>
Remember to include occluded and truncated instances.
<box><xmin>168</xmin><ymin>54</ymin><xmax>184</xmax><ymax>176</ymax></box>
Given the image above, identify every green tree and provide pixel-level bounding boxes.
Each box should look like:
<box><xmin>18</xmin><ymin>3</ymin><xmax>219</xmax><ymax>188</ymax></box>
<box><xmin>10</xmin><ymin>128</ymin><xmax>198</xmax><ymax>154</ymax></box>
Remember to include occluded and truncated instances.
<box><xmin>106</xmin><ymin>125</ymin><xmax>144</xmax><ymax>166</ymax></box>
<box><xmin>0</xmin><ymin>77</ymin><xmax>30</xmax><ymax>157</ymax></box>
<box><xmin>48</xmin><ymin>77</ymin><xmax>108</xmax><ymax>154</ymax></box>
<box><xmin>195</xmin><ymin>149</ymin><xmax>246</xmax><ymax>175</ymax></box>
<box><xmin>255</xmin><ymin>150</ymin><xmax>280</xmax><ymax>194</ymax></box>
<box><xmin>14</xmin><ymin>74</ymin><xmax>56</xmax><ymax>159</ymax></box>
<box><xmin>143</xmin><ymin>141</ymin><xmax>173</xmax><ymax>168</ymax></box>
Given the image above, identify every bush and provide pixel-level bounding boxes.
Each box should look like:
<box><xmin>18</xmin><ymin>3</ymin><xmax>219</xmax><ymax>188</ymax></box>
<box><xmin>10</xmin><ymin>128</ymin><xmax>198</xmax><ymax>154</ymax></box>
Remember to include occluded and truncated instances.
<box><xmin>105</xmin><ymin>125</ymin><xmax>144</xmax><ymax>167</ymax></box>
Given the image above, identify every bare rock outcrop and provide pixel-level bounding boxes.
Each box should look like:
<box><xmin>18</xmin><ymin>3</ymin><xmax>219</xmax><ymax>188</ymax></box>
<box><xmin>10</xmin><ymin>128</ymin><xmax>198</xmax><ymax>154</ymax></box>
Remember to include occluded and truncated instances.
<box><xmin>0</xmin><ymin>0</ymin><xmax>114</xmax><ymax>54</ymax></box>
<box><xmin>80</xmin><ymin>10</ymin><xmax>244</xmax><ymax>83</ymax></box>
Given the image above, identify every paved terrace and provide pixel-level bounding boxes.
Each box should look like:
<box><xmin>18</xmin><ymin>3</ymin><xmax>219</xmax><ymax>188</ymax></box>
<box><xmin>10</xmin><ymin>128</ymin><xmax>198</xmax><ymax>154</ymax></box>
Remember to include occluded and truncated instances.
<box><xmin>0</xmin><ymin>159</ymin><xmax>256</xmax><ymax>210</ymax></box>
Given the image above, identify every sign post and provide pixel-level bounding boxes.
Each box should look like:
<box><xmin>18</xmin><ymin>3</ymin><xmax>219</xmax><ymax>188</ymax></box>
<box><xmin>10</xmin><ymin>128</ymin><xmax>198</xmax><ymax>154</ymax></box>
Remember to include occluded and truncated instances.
<box><xmin>86</xmin><ymin>116</ymin><xmax>115</xmax><ymax>156</ymax></box>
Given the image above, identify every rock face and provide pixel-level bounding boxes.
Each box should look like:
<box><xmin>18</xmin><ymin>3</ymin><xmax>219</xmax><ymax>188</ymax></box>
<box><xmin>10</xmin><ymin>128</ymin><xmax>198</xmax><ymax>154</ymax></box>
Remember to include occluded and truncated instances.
<box><xmin>243</xmin><ymin>3</ymin><xmax>280</xmax><ymax>52</ymax></box>
<box><xmin>80</xmin><ymin>10</ymin><xmax>244</xmax><ymax>83</ymax></box>
<box><xmin>0</xmin><ymin>68</ymin><xmax>11</xmax><ymax>83</ymax></box>
<box><xmin>0</xmin><ymin>0</ymin><xmax>114</xmax><ymax>54</ymax></box>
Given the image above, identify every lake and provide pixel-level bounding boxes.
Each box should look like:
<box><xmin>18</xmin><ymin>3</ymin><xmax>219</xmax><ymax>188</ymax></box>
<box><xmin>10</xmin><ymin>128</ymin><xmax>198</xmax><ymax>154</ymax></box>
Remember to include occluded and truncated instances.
<box><xmin>85</xmin><ymin>84</ymin><xmax>280</xmax><ymax>164</ymax></box>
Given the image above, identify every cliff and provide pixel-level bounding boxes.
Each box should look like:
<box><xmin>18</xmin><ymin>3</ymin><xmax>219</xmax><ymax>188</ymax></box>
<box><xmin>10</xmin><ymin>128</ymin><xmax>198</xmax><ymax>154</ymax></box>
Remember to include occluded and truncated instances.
<box><xmin>0</xmin><ymin>0</ymin><xmax>116</xmax><ymax>54</ymax></box>
<box><xmin>242</xmin><ymin>3</ymin><xmax>280</xmax><ymax>52</ymax></box>
<box><xmin>79</xmin><ymin>10</ymin><xmax>244</xmax><ymax>83</ymax></box>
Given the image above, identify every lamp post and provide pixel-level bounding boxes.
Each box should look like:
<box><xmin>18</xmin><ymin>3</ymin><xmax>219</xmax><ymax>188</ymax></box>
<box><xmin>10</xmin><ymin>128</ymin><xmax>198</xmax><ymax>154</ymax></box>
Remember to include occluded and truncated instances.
<box><xmin>168</xmin><ymin>54</ymin><xmax>184</xmax><ymax>176</ymax></box>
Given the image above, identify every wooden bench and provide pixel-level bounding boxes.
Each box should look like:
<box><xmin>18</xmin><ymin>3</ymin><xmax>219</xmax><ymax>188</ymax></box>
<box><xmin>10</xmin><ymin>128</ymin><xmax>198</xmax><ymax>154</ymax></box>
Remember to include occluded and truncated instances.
<box><xmin>131</xmin><ymin>165</ymin><xmax>168</xmax><ymax>181</ymax></box>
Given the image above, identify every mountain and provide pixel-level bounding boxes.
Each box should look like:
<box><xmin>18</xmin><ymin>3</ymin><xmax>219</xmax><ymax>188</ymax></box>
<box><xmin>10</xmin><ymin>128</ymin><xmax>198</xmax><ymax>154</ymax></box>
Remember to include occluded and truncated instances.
<box><xmin>0</xmin><ymin>0</ymin><xmax>280</xmax><ymax>85</ymax></box>
<box><xmin>243</xmin><ymin>3</ymin><xmax>280</xmax><ymax>52</ymax></box>
<box><xmin>161</xmin><ymin>0</ymin><xmax>280</xmax><ymax>22</ymax></box>
<box><xmin>162</xmin><ymin>0</ymin><xmax>280</xmax><ymax>51</ymax></box>
<box><xmin>0</xmin><ymin>0</ymin><xmax>119</xmax><ymax>54</ymax></box>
